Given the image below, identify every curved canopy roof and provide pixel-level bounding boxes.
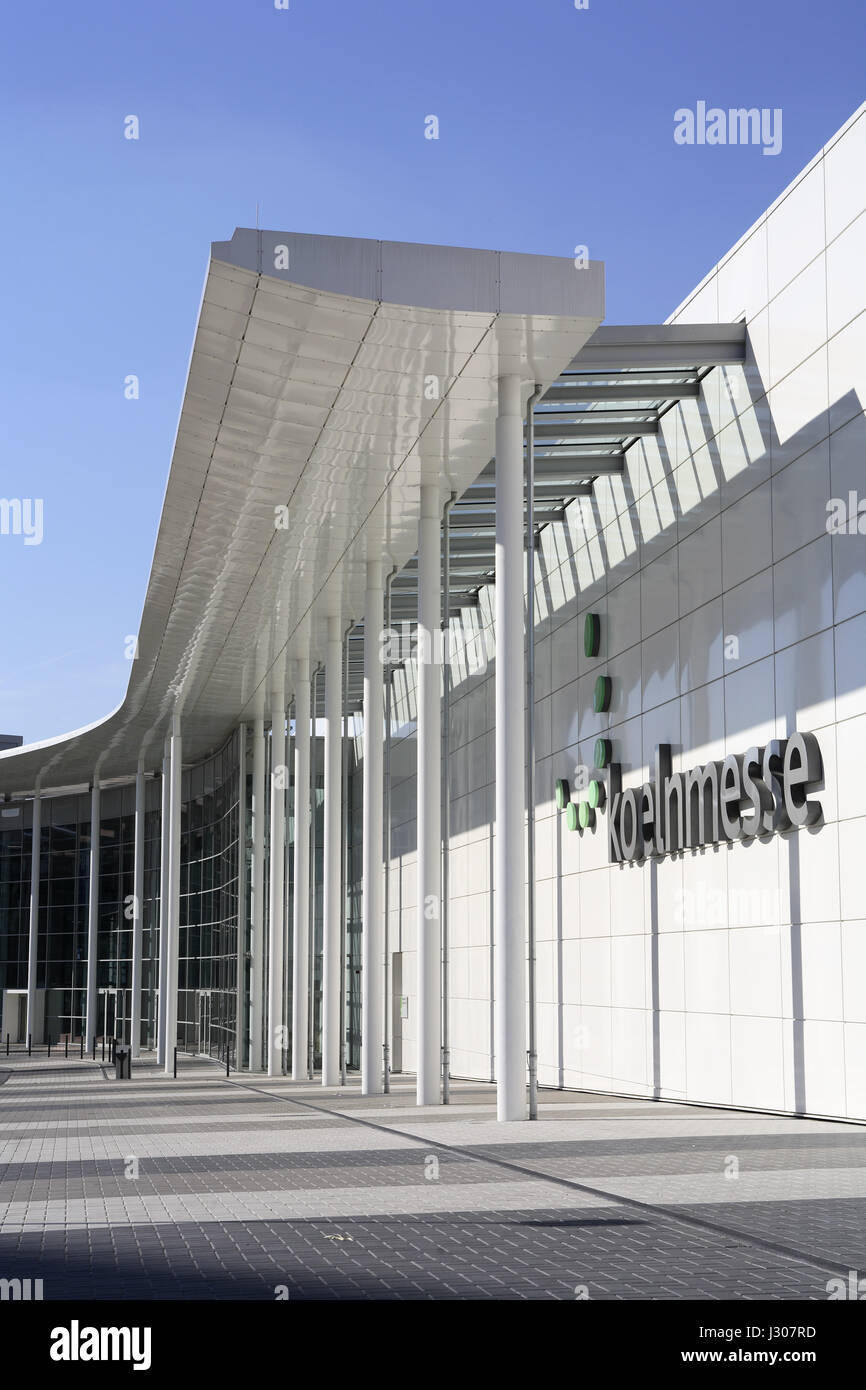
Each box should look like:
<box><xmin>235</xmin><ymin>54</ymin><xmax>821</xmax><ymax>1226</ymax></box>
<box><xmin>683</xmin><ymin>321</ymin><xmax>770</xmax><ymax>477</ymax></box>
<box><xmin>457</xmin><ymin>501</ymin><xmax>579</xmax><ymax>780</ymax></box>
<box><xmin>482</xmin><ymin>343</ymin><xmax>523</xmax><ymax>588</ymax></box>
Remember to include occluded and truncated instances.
<box><xmin>0</xmin><ymin>230</ymin><xmax>604</xmax><ymax>797</ymax></box>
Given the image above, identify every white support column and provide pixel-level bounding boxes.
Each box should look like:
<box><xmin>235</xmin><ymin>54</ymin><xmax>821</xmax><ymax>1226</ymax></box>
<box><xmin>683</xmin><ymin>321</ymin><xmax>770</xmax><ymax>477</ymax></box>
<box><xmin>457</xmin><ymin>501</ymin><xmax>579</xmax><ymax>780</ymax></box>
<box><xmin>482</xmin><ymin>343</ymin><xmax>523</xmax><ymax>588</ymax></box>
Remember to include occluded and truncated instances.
<box><xmin>163</xmin><ymin>714</ymin><xmax>182</xmax><ymax>1076</ymax></box>
<box><xmin>250</xmin><ymin>717</ymin><xmax>265</xmax><ymax>1071</ymax></box>
<box><xmin>85</xmin><ymin>780</ymin><xmax>101</xmax><ymax>1049</ymax></box>
<box><xmin>341</xmin><ymin>626</ymin><xmax>352</xmax><ymax>1086</ymax></box>
<box><xmin>235</xmin><ymin>724</ymin><xmax>247</xmax><ymax>1070</ymax></box>
<box><xmin>417</xmin><ymin>485</ymin><xmax>442</xmax><ymax>1106</ymax></box>
<box><xmin>307</xmin><ymin>665</ymin><xmax>319</xmax><ymax>1081</ymax></box>
<box><xmin>131</xmin><ymin>757</ymin><xmax>145</xmax><ymax>1057</ymax></box>
<box><xmin>282</xmin><ymin>706</ymin><xmax>292</xmax><ymax>1062</ymax></box>
<box><xmin>267</xmin><ymin>675</ymin><xmax>286</xmax><ymax>1077</ymax></box>
<box><xmin>291</xmin><ymin>661</ymin><xmax>311</xmax><ymax>1080</ymax></box>
<box><xmin>495</xmin><ymin>373</ymin><xmax>527</xmax><ymax>1121</ymax></box>
<box><xmin>25</xmin><ymin>781</ymin><xmax>41</xmax><ymax>1046</ymax></box>
<box><xmin>157</xmin><ymin>738</ymin><xmax>170</xmax><ymax>1064</ymax></box>
<box><xmin>361</xmin><ymin>561</ymin><xmax>384</xmax><ymax>1095</ymax></box>
<box><xmin>322</xmin><ymin>617</ymin><xmax>343</xmax><ymax>1086</ymax></box>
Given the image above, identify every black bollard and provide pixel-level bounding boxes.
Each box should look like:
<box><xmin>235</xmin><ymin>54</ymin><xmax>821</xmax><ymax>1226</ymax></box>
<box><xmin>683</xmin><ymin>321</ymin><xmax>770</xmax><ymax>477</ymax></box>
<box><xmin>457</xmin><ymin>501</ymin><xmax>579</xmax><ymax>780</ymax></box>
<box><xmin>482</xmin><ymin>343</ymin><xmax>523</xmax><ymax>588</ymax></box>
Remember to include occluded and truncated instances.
<box><xmin>65</xmin><ymin>1036</ymin><xmax>68</xmax><ymax>1059</ymax></box>
<box><xmin>47</xmin><ymin>1037</ymin><xmax>51</xmax><ymax>1058</ymax></box>
<box><xmin>92</xmin><ymin>1036</ymin><xmax>96</xmax><ymax>1061</ymax></box>
<box><xmin>79</xmin><ymin>1035</ymin><xmax>83</xmax><ymax>1059</ymax></box>
<box><xmin>27</xmin><ymin>1033</ymin><xmax>31</xmax><ymax>1056</ymax></box>
<box><xmin>173</xmin><ymin>1047</ymin><xmax>177</xmax><ymax>1079</ymax></box>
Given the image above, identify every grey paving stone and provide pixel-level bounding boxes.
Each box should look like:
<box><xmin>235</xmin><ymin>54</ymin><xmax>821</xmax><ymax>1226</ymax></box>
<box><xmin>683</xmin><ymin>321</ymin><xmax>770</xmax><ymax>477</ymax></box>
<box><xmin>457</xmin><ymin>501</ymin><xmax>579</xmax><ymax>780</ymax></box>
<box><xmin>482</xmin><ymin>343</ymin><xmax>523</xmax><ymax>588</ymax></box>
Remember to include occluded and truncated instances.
<box><xmin>0</xmin><ymin>1064</ymin><xmax>862</xmax><ymax>1299</ymax></box>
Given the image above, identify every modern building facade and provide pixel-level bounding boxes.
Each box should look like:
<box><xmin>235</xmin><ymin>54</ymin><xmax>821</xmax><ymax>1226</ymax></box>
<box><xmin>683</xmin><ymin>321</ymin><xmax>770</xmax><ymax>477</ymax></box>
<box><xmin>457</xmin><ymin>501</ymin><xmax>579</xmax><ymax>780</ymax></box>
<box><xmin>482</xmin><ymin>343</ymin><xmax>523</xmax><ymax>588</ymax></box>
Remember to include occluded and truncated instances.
<box><xmin>2</xmin><ymin>102</ymin><xmax>865</xmax><ymax>1122</ymax></box>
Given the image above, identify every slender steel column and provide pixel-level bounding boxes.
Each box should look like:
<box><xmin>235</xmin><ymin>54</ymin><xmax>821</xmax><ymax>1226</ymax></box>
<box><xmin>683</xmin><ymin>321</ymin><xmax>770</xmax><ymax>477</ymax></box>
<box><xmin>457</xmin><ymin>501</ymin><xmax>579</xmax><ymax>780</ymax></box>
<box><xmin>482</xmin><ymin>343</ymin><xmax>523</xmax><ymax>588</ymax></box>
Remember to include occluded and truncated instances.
<box><xmin>291</xmin><ymin>659</ymin><xmax>311</xmax><ymax>1079</ymax></box>
<box><xmin>417</xmin><ymin>486</ymin><xmax>442</xmax><ymax>1106</ymax></box>
<box><xmin>383</xmin><ymin>570</ymin><xmax>395</xmax><ymax>1095</ymax></box>
<box><xmin>340</xmin><ymin>625</ymin><xmax>352</xmax><ymax>1086</ymax></box>
<box><xmin>235</xmin><ymin>724</ymin><xmax>247</xmax><ymax>1070</ymax></box>
<box><xmin>441</xmin><ymin>494</ymin><xmax>455</xmax><ymax>1103</ymax></box>
<box><xmin>163</xmin><ymin>713</ymin><xmax>182</xmax><ymax>1076</ymax></box>
<box><xmin>322</xmin><ymin>616</ymin><xmax>343</xmax><ymax>1086</ymax></box>
<box><xmin>157</xmin><ymin>737</ymin><xmax>170</xmax><ymax>1064</ymax></box>
<box><xmin>250</xmin><ymin>717</ymin><xmax>265</xmax><ymax>1070</ymax></box>
<box><xmin>85</xmin><ymin>780</ymin><xmax>101</xmax><ymax>1047</ymax></box>
<box><xmin>267</xmin><ymin>674</ymin><xmax>286</xmax><ymax>1077</ymax></box>
<box><xmin>282</xmin><ymin>704</ymin><xmax>293</xmax><ymax>1066</ymax></box>
<box><xmin>131</xmin><ymin>757</ymin><xmax>145</xmax><ymax>1058</ymax></box>
<box><xmin>308</xmin><ymin>665</ymin><xmax>320</xmax><ymax>1080</ymax></box>
<box><xmin>525</xmin><ymin>384</ymin><xmax>542</xmax><ymax>1119</ymax></box>
<box><xmin>495</xmin><ymin>373</ymin><xmax>527</xmax><ymax>1120</ymax></box>
<box><xmin>25</xmin><ymin>779</ymin><xmax>42</xmax><ymax>1046</ymax></box>
<box><xmin>361</xmin><ymin>561</ymin><xmax>384</xmax><ymax>1095</ymax></box>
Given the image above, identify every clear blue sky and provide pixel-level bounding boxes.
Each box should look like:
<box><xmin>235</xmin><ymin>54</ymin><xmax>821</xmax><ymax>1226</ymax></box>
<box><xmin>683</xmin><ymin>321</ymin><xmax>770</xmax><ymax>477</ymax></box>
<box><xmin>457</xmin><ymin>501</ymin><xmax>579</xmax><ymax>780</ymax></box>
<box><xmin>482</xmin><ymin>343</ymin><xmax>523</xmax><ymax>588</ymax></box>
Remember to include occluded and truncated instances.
<box><xmin>1</xmin><ymin>0</ymin><xmax>864</xmax><ymax>745</ymax></box>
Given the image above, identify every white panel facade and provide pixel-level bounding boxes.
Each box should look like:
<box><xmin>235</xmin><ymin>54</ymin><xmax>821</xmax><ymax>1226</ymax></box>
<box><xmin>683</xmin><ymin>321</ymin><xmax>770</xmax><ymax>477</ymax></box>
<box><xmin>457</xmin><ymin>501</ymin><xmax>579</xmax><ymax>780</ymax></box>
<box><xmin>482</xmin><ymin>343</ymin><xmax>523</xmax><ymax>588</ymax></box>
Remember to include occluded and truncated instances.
<box><xmin>386</xmin><ymin>101</ymin><xmax>866</xmax><ymax>1122</ymax></box>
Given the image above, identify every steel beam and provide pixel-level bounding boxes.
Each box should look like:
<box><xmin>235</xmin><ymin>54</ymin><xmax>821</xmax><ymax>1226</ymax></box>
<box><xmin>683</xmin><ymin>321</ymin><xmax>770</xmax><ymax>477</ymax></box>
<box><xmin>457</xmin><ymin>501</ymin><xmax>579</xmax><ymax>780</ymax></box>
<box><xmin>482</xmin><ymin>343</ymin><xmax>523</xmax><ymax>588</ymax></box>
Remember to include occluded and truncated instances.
<box><xmin>534</xmin><ymin>419</ymin><xmax>658</xmax><ymax>440</ymax></box>
<box><xmin>479</xmin><ymin>455</ymin><xmax>619</xmax><ymax>477</ymax></box>
<box><xmin>569</xmin><ymin>322</ymin><xmax>746</xmax><ymax>370</ymax></box>
<box><xmin>543</xmin><ymin>379</ymin><xmax>699</xmax><ymax>402</ymax></box>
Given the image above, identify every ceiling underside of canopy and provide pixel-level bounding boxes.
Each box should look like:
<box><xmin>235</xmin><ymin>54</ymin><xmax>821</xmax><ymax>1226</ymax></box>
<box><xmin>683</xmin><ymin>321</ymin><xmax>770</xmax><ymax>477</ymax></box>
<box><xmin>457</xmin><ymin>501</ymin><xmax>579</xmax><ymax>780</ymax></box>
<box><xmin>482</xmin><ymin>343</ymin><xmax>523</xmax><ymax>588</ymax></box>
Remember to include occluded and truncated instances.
<box><xmin>0</xmin><ymin>230</ymin><xmax>605</xmax><ymax>796</ymax></box>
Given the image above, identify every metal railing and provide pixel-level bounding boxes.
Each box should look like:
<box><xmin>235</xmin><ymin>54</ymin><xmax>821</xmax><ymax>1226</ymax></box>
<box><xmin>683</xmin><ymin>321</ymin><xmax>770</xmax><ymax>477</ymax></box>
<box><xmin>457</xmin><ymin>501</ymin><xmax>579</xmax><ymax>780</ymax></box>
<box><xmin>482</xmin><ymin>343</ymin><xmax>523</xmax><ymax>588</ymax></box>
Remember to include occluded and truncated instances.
<box><xmin>170</xmin><ymin>1038</ymin><xmax>235</xmax><ymax>1079</ymax></box>
<box><xmin>2</xmin><ymin>1032</ymin><xmax>122</xmax><ymax>1062</ymax></box>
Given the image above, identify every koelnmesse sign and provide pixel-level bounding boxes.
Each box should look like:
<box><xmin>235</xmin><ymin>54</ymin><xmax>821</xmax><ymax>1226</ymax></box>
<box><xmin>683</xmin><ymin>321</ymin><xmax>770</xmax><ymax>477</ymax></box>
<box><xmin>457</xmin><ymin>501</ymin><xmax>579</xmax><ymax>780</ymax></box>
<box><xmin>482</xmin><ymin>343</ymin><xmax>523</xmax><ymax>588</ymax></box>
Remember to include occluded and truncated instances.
<box><xmin>605</xmin><ymin>734</ymin><xmax>823</xmax><ymax>864</ymax></box>
<box><xmin>559</xmin><ymin>614</ymin><xmax>824</xmax><ymax>865</ymax></box>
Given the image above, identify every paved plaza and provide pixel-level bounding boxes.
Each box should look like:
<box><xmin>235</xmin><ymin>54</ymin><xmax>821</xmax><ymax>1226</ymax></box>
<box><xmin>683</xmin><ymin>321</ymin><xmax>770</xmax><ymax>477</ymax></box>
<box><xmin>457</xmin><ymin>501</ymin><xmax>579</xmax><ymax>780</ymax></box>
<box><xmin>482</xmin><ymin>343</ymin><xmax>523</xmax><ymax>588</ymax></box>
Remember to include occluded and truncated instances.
<box><xmin>0</xmin><ymin>1058</ymin><xmax>864</xmax><ymax>1300</ymax></box>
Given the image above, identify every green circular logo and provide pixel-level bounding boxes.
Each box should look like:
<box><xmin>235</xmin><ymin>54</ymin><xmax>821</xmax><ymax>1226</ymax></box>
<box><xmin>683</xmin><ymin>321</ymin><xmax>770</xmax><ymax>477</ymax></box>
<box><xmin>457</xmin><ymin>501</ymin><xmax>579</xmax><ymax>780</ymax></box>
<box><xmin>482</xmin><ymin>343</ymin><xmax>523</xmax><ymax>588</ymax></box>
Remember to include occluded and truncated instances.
<box><xmin>578</xmin><ymin>801</ymin><xmax>594</xmax><ymax>830</ymax></box>
<box><xmin>584</xmin><ymin>612</ymin><xmax>601</xmax><ymax>659</ymax></box>
<box><xmin>593</xmin><ymin>675</ymin><xmax>611</xmax><ymax>713</ymax></box>
<box><xmin>588</xmin><ymin>778</ymin><xmax>605</xmax><ymax>810</ymax></box>
<box><xmin>594</xmin><ymin>738</ymin><xmax>611</xmax><ymax>769</ymax></box>
<box><xmin>555</xmin><ymin>778</ymin><xmax>570</xmax><ymax>810</ymax></box>
<box><xmin>565</xmin><ymin>802</ymin><xmax>579</xmax><ymax>832</ymax></box>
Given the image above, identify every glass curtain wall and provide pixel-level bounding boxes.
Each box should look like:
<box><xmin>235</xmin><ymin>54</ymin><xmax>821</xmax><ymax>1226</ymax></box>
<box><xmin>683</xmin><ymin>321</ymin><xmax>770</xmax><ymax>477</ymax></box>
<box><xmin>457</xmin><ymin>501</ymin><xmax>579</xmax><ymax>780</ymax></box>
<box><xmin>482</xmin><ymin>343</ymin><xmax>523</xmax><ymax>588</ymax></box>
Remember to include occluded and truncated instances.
<box><xmin>0</xmin><ymin>801</ymin><xmax>32</xmax><ymax>1039</ymax></box>
<box><xmin>0</xmin><ymin>787</ymin><xmax>144</xmax><ymax>1046</ymax></box>
<box><xmin>0</xmin><ymin>725</ymin><xmax>250</xmax><ymax>1058</ymax></box>
<box><xmin>177</xmin><ymin>729</ymin><xmax>241</xmax><ymax>1062</ymax></box>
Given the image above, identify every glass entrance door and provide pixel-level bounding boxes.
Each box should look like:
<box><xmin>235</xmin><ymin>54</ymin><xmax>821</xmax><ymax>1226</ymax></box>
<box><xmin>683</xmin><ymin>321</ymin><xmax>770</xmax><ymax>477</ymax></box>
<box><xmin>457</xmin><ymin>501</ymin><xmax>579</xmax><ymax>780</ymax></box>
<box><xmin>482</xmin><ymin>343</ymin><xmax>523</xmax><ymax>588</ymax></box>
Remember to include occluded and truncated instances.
<box><xmin>197</xmin><ymin>991</ymin><xmax>211</xmax><ymax>1056</ymax></box>
<box><xmin>99</xmin><ymin>988</ymin><xmax>116</xmax><ymax>1041</ymax></box>
<box><xmin>114</xmin><ymin>989</ymin><xmax>129</xmax><ymax>1046</ymax></box>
